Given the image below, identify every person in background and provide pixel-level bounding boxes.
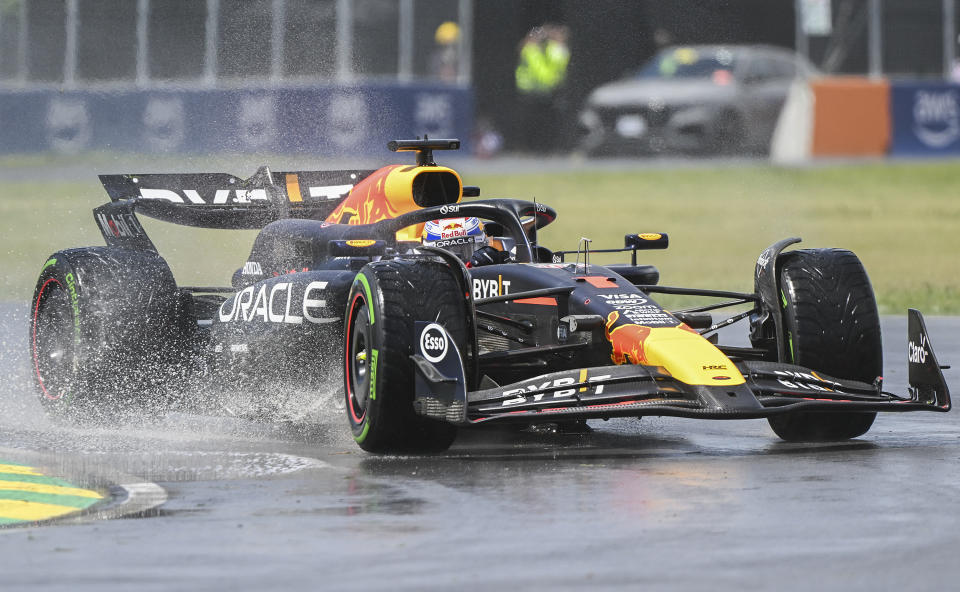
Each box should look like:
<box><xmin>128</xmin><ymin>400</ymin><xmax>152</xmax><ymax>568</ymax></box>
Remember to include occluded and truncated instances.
<box><xmin>514</xmin><ymin>23</ymin><xmax>571</xmax><ymax>153</ymax></box>
<box><xmin>653</xmin><ymin>28</ymin><xmax>677</xmax><ymax>76</ymax></box>
<box><xmin>653</xmin><ymin>27</ymin><xmax>674</xmax><ymax>51</ymax></box>
<box><xmin>432</xmin><ymin>21</ymin><xmax>461</xmax><ymax>82</ymax></box>
<box><xmin>473</xmin><ymin>116</ymin><xmax>504</xmax><ymax>158</ymax></box>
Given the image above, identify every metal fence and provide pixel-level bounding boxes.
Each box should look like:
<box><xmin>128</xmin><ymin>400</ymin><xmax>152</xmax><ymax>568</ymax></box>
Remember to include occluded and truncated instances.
<box><xmin>0</xmin><ymin>0</ymin><xmax>473</xmax><ymax>88</ymax></box>
<box><xmin>0</xmin><ymin>0</ymin><xmax>475</xmax><ymax>154</ymax></box>
<box><xmin>796</xmin><ymin>0</ymin><xmax>960</xmax><ymax>79</ymax></box>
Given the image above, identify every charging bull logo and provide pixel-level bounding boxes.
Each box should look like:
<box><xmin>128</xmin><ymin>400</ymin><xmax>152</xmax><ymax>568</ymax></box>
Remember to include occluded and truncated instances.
<box><xmin>326</xmin><ymin>166</ymin><xmax>401</xmax><ymax>225</ymax></box>
<box><xmin>605</xmin><ymin>311</ymin><xmax>651</xmax><ymax>365</ymax></box>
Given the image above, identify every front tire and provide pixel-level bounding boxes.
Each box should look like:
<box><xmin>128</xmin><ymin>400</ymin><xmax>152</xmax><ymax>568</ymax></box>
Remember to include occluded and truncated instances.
<box><xmin>767</xmin><ymin>248</ymin><xmax>882</xmax><ymax>441</ymax></box>
<box><xmin>344</xmin><ymin>259</ymin><xmax>466</xmax><ymax>453</ymax></box>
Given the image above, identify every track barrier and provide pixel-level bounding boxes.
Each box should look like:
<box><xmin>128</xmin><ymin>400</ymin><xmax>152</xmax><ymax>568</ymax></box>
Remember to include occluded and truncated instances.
<box><xmin>0</xmin><ymin>84</ymin><xmax>473</xmax><ymax>155</ymax></box>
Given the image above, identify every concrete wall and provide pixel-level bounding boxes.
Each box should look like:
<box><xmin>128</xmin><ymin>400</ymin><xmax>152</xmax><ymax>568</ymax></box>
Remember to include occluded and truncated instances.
<box><xmin>772</xmin><ymin>77</ymin><xmax>960</xmax><ymax>161</ymax></box>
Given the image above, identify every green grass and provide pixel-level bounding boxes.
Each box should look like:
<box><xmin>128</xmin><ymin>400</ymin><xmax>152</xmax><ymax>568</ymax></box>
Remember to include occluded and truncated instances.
<box><xmin>0</xmin><ymin>181</ymin><xmax>259</xmax><ymax>299</ymax></box>
<box><xmin>471</xmin><ymin>161</ymin><xmax>960</xmax><ymax>314</ymax></box>
<box><xmin>3</xmin><ymin>160</ymin><xmax>959</xmax><ymax>314</ymax></box>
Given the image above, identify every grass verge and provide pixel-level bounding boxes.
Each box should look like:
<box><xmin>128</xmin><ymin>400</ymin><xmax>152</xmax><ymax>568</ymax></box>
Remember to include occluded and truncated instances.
<box><xmin>2</xmin><ymin>159</ymin><xmax>958</xmax><ymax>314</ymax></box>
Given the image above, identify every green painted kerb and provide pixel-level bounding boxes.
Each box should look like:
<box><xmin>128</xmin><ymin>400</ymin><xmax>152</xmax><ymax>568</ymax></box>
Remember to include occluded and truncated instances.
<box><xmin>0</xmin><ymin>491</ymin><xmax>97</xmax><ymax>508</ymax></box>
<box><xmin>0</xmin><ymin>472</ymin><xmax>73</xmax><ymax>487</ymax></box>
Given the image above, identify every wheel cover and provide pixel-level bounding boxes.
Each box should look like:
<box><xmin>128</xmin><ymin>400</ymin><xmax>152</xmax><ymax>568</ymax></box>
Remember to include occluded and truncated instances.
<box><xmin>33</xmin><ymin>279</ymin><xmax>75</xmax><ymax>401</ymax></box>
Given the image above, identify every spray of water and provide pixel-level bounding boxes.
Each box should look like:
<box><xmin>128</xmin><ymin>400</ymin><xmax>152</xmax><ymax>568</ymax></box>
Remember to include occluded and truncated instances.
<box><xmin>1</xmin><ymin>295</ymin><xmax>359</xmax><ymax>484</ymax></box>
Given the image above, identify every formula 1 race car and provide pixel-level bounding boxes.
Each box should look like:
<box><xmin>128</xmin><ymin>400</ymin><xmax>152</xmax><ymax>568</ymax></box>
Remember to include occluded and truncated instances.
<box><xmin>31</xmin><ymin>139</ymin><xmax>951</xmax><ymax>453</ymax></box>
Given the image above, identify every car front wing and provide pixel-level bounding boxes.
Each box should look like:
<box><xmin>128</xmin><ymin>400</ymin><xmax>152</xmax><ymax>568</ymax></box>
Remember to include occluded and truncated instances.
<box><xmin>412</xmin><ymin>310</ymin><xmax>950</xmax><ymax>425</ymax></box>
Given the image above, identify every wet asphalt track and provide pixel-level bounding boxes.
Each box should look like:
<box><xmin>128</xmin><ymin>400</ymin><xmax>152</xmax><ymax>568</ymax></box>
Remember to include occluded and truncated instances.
<box><xmin>1</xmin><ymin>299</ymin><xmax>959</xmax><ymax>591</ymax></box>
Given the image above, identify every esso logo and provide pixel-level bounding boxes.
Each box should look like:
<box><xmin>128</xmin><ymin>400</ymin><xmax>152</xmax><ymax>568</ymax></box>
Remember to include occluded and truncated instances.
<box><xmin>420</xmin><ymin>323</ymin><xmax>449</xmax><ymax>363</ymax></box>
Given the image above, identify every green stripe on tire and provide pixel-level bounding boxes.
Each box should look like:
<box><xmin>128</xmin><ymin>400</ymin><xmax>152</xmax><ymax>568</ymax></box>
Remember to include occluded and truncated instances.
<box><xmin>354</xmin><ymin>421</ymin><xmax>371</xmax><ymax>443</ymax></box>
<box><xmin>356</xmin><ymin>273</ymin><xmax>375</xmax><ymax>325</ymax></box>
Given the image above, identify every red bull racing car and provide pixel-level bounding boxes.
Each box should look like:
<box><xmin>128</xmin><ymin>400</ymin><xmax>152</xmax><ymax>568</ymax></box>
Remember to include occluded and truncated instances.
<box><xmin>31</xmin><ymin>139</ymin><xmax>951</xmax><ymax>453</ymax></box>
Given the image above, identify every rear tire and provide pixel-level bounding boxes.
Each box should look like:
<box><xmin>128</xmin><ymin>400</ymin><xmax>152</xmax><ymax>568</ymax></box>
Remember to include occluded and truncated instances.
<box><xmin>30</xmin><ymin>248</ymin><xmax>184</xmax><ymax>422</ymax></box>
<box><xmin>767</xmin><ymin>248</ymin><xmax>882</xmax><ymax>441</ymax></box>
<box><xmin>344</xmin><ymin>259</ymin><xmax>465</xmax><ymax>453</ymax></box>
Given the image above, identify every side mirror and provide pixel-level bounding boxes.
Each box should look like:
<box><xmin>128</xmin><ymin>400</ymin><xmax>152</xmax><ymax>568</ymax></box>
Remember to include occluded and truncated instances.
<box><xmin>625</xmin><ymin>233</ymin><xmax>668</xmax><ymax>250</ymax></box>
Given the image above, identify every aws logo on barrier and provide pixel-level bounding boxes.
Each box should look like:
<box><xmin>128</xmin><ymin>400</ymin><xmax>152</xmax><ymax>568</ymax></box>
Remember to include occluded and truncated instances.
<box><xmin>913</xmin><ymin>90</ymin><xmax>960</xmax><ymax>148</ymax></box>
<box><xmin>238</xmin><ymin>95</ymin><xmax>277</xmax><ymax>151</ymax></box>
<box><xmin>145</xmin><ymin>94</ymin><xmax>279</xmax><ymax>151</ymax></box>
<box><xmin>46</xmin><ymin>97</ymin><xmax>91</xmax><ymax>154</ymax></box>
<box><xmin>143</xmin><ymin>96</ymin><xmax>186</xmax><ymax>151</ymax></box>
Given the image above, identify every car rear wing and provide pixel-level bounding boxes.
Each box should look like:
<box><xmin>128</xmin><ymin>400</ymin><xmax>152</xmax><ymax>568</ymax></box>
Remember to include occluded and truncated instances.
<box><xmin>93</xmin><ymin>166</ymin><xmax>375</xmax><ymax>251</ymax></box>
<box><xmin>98</xmin><ymin>166</ymin><xmax>374</xmax><ymax>228</ymax></box>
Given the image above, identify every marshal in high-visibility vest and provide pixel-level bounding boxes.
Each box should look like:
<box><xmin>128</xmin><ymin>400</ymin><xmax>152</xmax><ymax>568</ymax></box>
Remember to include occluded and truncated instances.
<box><xmin>516</xmin><ymin>33</ymin><xmax>570</xmax><ymax>95</ymax></box>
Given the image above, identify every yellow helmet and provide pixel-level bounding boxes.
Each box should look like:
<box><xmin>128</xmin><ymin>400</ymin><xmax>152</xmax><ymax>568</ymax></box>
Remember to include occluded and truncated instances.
<box><xmin>435</xmin><ymin>21</ymin><xmax>460</xmax><ymax>45</ymax></box>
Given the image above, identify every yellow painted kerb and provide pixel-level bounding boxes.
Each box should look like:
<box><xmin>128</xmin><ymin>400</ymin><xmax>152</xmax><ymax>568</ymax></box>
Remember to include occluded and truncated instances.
<box><xmin>0</xmin><ymin>463</ymin><xmax>43</xmax><ymax>476</ymax></box>
<box><xmin>0</xmin><ymin>500</ymin><xmax>88</xmax><ymax>522</ymax></box>
<box><xmin>0</xmin><ymin>461</ymin><xmax>104</xmax><ymax>525</ymax></box>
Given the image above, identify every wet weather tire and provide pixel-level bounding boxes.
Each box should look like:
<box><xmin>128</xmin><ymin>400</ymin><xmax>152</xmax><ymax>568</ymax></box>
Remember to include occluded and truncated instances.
<box><xmin>767</xmin><ymin>248</ymin><xmax>882</xmax><ymax>442</ymax></box>
<box><xmin>30</xmin><ymin>248</ymin><xmax>183</xmax><ymax>422</ymax></box>
<box><xmin>344</xmin><ymin>259</ymin><xmax>465</xmax><ymax>453</ymax></box>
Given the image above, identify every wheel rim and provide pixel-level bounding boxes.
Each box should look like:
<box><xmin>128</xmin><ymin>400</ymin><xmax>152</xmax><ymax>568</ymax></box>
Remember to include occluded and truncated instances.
<box><xmin>33</xmin><ymin>278</ymin><xmax>76</xmax><ymax>401</ymax></box>
<box><xmin>346</xmin><ymin>294</ymin><xmax>371</xmax><ymax>424</ymax></box>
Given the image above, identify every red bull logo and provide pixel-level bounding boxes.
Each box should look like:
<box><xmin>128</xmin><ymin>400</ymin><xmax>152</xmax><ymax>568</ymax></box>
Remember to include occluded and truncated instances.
<box><xmin>605</xmin><ymin>311</ymin><xmax>652</xmax><ymax>365</ymax></box>
<box><xmin>426</xmin><ymin>217</ymin><xmax>479</xmax><ymax>242</ymax></box>
<box><xmin>326</xmin><ymin>166</ymin><xmax>403</xmax><ymax>225</ymax></box>
<box><xmin>440</xmin><ymin>219</ymin><xmax>467</xmax><ymax>239</ymax></box>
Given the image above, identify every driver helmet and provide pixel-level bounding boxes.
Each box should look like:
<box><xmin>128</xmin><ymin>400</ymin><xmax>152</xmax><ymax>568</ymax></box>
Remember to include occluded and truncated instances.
<box><xmin>423</xmin><ymin>217</ymin><xmax>487</xmax><ymax>260</ymax></box>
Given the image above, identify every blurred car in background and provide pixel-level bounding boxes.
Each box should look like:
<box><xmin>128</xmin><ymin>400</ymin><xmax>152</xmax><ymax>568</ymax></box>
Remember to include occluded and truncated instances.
<box><xmin>578</xmin><ymin>45</ymin><xmax>817</xmax><ymax>156</ymax></box>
